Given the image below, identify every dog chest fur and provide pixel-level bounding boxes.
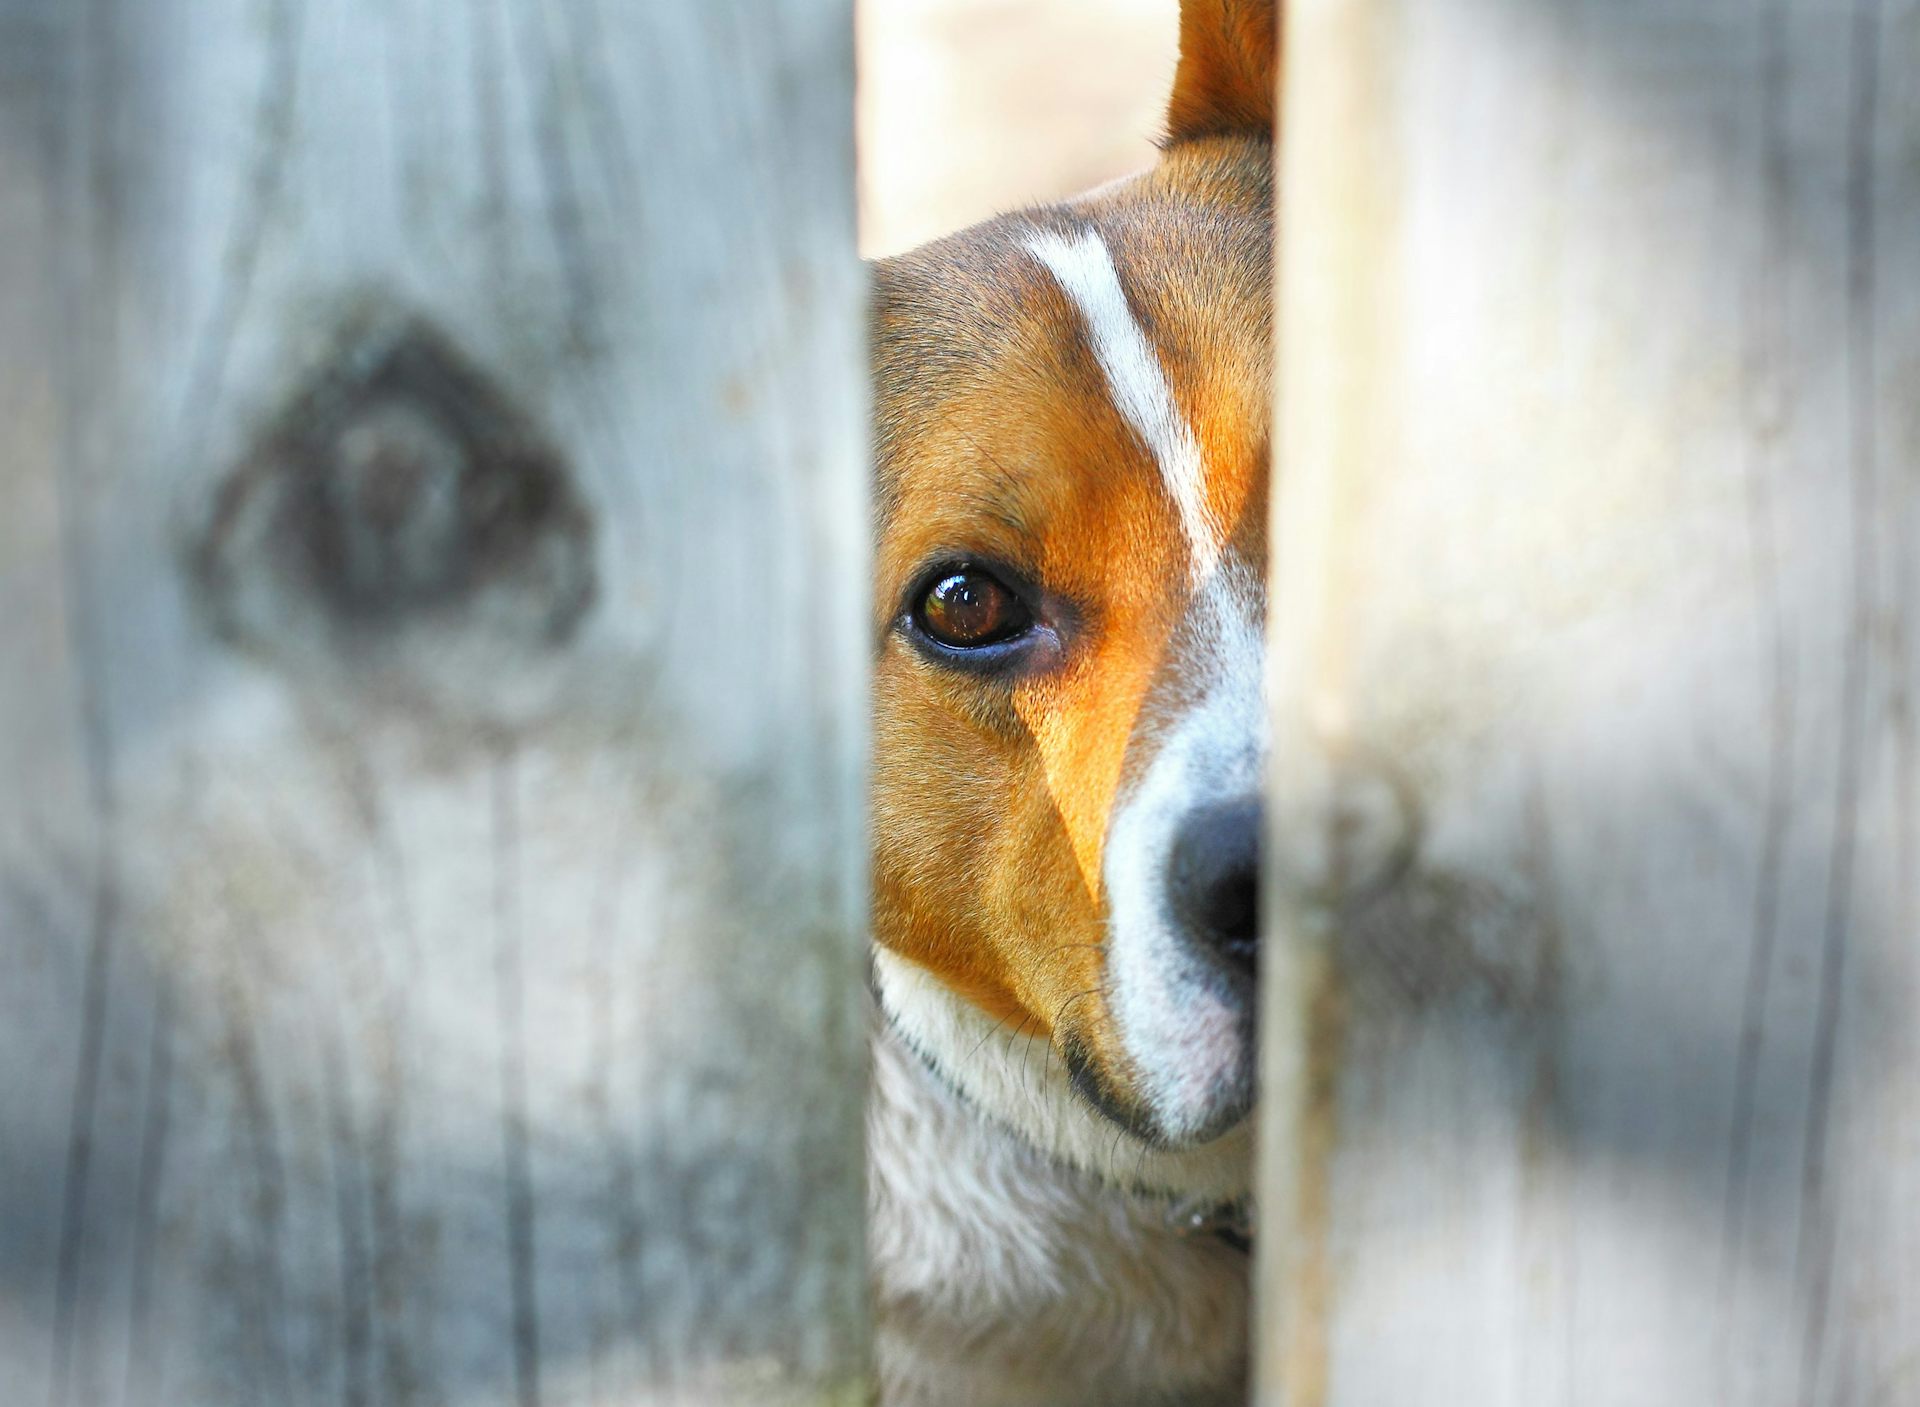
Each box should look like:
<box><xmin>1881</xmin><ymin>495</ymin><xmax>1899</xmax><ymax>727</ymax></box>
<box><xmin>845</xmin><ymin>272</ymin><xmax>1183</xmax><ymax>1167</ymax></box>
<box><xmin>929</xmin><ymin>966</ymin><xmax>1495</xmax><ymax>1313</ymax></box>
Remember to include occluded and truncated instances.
<box><xmin>868</xmin><ymin>1019</ymin><xmax>1250</xmax><ymax>1407</ymax></box>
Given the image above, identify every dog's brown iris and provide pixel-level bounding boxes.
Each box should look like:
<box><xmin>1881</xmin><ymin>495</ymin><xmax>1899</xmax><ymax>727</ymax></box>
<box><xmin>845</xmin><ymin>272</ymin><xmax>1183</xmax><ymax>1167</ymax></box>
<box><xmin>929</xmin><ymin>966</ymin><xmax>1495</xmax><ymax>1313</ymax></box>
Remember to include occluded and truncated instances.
<box><xmin>917</xmin><ymin>569</ymin><xmax>1030</xmax><ymax>648</ymax></box>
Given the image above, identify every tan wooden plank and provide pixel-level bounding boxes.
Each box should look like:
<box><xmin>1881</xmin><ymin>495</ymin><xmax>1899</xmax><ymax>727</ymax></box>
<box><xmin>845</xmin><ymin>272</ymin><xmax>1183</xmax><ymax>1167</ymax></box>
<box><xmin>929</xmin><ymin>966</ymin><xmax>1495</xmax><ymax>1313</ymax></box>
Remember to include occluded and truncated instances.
<box><xmin>1261</xmin><ymin>1</ymin><xmax>1920</xmax><ymax>1402</ymax></box>
<box><xmin>0</xmin><ymin>2</ymin><xmax>868</xmax><ymax>1403</ymax></box>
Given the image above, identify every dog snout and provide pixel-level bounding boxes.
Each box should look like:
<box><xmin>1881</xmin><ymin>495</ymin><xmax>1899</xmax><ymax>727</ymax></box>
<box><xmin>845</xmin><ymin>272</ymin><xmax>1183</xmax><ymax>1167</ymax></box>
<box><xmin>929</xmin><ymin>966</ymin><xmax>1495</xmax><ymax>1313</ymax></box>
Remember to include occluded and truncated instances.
<box><xmin>1167</xmin><ymin>796</ymin><xmax>1260</xmax><ymax>984</ymax></box>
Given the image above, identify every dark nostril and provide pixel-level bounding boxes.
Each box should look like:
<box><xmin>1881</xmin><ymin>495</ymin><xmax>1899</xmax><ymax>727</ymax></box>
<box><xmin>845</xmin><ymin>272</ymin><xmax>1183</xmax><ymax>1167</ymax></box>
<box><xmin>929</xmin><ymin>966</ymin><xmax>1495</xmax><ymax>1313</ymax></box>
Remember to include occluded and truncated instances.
<box><xmin>1202</xmin><ymin>866</ymin><xmax>1258</xmax><ymax>945</ymax></box>
<box><xmin>1168</xmin><ymin>797</ymin><xmax>1262</xmax><ymax>980</ymax></box>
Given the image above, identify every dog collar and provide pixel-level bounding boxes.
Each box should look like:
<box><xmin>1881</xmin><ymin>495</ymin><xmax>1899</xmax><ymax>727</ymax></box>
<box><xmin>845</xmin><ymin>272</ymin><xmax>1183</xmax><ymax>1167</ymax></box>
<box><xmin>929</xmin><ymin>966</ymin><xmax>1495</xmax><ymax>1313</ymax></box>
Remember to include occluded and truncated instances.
<box><xmin>1168</xmin><ymin>1195</ymin><xmax>1255</xmax><ymax>1255</ymax></box>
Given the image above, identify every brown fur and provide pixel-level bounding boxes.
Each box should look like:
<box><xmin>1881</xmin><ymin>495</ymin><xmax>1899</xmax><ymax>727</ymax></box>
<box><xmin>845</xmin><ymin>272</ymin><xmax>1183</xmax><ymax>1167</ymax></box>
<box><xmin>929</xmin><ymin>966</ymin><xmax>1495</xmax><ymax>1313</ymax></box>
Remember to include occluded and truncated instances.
<box><xmin>1167</xmin><ymin>0</ymin><xmax>1280</xmax><ymax>143</ymax></box>
<box><xmin>866</xmin><ymin>7</ymin><xmax>1280</xmax><ymax>1398</ymax></box>
<box><xmin>871</xmin><ymin>127</ymin><xmax>1274</xmax><ymax>1124</ymax></box>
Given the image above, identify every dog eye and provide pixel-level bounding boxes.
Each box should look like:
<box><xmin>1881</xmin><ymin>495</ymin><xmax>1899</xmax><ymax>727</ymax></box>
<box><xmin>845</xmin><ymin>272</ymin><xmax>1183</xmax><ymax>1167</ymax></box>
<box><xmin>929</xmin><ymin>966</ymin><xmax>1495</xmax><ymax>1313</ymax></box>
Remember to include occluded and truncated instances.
<box><xmin>914</xmin><ymin>568</ymin><xmax>1032</xmax><ymax>649</ymax></box>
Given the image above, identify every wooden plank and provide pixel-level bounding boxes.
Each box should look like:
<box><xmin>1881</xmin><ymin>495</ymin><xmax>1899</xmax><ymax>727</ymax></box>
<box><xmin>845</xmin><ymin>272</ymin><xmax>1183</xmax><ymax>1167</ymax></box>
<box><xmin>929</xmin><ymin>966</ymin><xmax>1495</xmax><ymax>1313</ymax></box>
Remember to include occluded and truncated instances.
<box><xmin>0</xmin><ymin>2</ymin><xmax>868</xmax><ymax>1404</ymax></box>
<box><xmin>1259</xmin><ymin>0</ymin><xmax>1920</xmax><ymax>1402</ymax></box>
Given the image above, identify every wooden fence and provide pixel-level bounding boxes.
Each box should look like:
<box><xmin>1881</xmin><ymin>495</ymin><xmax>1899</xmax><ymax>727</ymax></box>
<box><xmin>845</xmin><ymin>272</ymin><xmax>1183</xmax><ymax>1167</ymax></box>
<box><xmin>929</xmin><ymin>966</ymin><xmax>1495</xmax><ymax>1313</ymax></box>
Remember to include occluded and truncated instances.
<box><xmin>1262</xmin><ymin>1</ymin><xmax>1920</xmax><ymax>1403</ymax></box>
<box><xmin>0</xmin><ymin>1</ymin><xmax>866</xmax><ymax>1404</ymax></box>
<box><xmin>2</xmin><ymin>1</ymin><xmax>1916</xmax><ymax>1404</ymax></box>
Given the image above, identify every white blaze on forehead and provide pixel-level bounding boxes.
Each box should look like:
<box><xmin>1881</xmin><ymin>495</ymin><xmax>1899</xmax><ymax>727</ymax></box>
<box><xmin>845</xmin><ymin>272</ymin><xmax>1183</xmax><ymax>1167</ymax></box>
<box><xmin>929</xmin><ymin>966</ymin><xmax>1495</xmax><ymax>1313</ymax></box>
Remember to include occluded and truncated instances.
<box><xmin>1023</xmin><ymin>227</ymin><xmax>1222</xmax><ymax>581</ymax></box>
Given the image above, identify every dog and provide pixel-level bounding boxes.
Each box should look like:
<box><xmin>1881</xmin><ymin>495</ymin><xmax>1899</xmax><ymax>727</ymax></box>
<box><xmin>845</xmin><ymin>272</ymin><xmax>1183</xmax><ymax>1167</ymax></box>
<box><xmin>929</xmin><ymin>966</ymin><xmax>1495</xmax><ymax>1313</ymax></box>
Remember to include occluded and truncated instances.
<box><xmin>866</xmin><ymin>2</ymin><xmax>1276</xmax><ymax>1402</ymax></box>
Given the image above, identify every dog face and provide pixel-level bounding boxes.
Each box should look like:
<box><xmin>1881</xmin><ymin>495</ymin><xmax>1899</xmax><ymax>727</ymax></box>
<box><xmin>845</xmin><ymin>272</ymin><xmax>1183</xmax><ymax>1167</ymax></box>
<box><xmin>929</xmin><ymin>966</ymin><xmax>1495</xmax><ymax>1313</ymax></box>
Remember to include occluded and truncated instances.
<box><xmin>871</xmin><ymin>1</ymin><xmax>1274</xmax><ymax>1186</ymax></box>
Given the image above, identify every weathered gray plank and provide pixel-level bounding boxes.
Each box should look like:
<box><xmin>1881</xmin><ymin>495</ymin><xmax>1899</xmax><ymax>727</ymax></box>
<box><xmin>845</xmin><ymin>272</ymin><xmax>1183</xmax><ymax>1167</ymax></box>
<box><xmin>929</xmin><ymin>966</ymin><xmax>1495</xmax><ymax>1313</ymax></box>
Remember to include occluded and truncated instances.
<box><xmin>0</xmin><ymin>2</ymin><xmax>868</xmax><ymax>1404</ymax></box>
<box><xmin>1260</xmin><ymin>0</ymin><xmax>1920</xmax><ymax>1402</ymax></box>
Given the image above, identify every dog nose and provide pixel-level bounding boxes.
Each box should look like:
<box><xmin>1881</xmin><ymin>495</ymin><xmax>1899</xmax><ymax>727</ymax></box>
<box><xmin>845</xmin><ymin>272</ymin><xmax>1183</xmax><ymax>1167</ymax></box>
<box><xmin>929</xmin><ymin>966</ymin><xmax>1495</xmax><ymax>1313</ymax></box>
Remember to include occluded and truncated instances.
<box><xmin>1168</xmin><ymin>797</ymin><xmax>1261</xmax><ymax>981</ymax></box>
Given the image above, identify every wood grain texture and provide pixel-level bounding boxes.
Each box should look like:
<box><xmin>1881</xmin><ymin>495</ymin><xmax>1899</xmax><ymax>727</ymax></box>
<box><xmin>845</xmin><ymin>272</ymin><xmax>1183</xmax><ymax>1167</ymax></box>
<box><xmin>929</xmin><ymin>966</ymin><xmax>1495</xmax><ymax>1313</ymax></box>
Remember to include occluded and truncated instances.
<box><xmin>1259</xmin><ymin>0</ymin><xmax>1920</xmax><ymax>1402</ymax></box>
<box><xmin>0</xmin><ymin>2</ymin><xmax>868</xmax><ymax>1404</ymax></box>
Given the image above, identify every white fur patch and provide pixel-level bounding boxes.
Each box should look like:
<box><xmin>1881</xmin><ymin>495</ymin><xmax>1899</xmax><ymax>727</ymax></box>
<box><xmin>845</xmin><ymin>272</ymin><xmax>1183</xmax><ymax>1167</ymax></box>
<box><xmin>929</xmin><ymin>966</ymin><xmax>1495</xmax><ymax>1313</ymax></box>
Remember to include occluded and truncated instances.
<box><xmin>1101</xmin><ymin>566</ymin><xmax>1267</xmax><ymax>1142</ymax></box>
<box><xmin>872</xmin><ymin>948</ymin><xmax>1254</xmax><ymax>1202</ymax></box>
<box><xmin>1024</xmin><ymin>227</ymin><xmax>1222</xmax><ymax>580</ymax></box>
<box><xmin>867</xmin><ymin>1004</ymin><xmax>1250</xmax><ymax>1407</ymax></box>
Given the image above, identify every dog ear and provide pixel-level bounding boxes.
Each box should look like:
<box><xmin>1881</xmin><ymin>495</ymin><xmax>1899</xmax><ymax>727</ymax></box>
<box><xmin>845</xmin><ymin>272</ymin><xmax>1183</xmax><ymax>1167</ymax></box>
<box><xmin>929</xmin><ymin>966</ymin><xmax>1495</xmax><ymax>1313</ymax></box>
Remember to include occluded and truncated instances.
<box><xmin>1165</xmin><ymin>0</ymin><xmax>1279</xmax><ymax>144</ymax></box>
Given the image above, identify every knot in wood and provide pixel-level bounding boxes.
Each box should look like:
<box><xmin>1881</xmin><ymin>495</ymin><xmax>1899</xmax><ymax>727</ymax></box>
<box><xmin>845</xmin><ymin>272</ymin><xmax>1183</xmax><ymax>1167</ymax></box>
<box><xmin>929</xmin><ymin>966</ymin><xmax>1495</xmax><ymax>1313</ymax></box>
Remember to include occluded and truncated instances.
<box><xmin>1269</xmin><ymin>744</ymin><xmax>1421</xmax><ymax>914</ymax></box>
<box><xmin>195</xmin><ymin>316</ymin><xmax>596</xmax><ymax>662</ymax></box>
<box><xmin>319</xmin><ymin>397</ymin><xmax>472</xmax><ymax>608</ymax></box>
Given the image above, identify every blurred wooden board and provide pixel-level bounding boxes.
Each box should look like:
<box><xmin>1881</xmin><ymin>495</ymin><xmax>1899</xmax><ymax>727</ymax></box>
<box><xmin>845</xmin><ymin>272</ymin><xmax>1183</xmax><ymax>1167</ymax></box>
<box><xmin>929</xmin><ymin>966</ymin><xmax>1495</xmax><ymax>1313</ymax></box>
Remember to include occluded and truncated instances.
<box><xmin>0</xmin><ymin>2</ymin><xmax>869</xmax><ymax>1403</ymax></box>
<box><xmin>1261</xmin><ymin>1</ymin><xmax>1920</xmax><ymax>1402</ymax></box>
